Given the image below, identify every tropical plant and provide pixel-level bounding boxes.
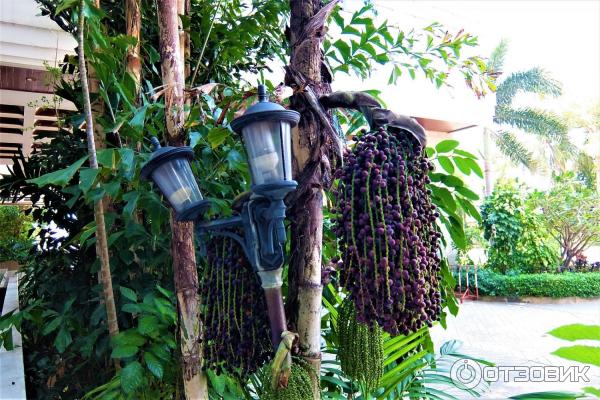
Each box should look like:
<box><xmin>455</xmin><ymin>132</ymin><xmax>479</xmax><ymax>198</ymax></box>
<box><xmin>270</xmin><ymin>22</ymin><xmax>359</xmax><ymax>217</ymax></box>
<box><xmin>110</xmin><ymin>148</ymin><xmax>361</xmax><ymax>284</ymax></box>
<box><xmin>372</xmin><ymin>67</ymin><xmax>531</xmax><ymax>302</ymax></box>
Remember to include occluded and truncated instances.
<box><xmin>0</xmin><ymin>0</ymin><xmax>497</xmax><ymax>398</ymax></box>
<box><xmin>532</xmin><ymin>174</ymin><xmax>600</xmax><ymax>270</ymax></box>
<box><xmin>485</xmin><ymin>39</ymin><xmax>570</xmax><ymax>172</ymax></box>
<box><xmin>480</xmin><ymin>180</ymin><xmax>558</xmax><ymax>274</ymax></box>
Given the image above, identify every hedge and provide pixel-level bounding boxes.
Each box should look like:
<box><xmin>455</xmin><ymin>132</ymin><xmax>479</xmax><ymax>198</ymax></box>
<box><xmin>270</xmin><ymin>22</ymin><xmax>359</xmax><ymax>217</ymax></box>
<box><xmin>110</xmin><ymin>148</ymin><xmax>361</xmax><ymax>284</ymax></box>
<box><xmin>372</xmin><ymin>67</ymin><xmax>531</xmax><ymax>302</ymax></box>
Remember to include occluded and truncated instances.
<box><xmin>456</xmin><ymin>269</ymin><xmax>600</xmax><ymax>298</ymax></box>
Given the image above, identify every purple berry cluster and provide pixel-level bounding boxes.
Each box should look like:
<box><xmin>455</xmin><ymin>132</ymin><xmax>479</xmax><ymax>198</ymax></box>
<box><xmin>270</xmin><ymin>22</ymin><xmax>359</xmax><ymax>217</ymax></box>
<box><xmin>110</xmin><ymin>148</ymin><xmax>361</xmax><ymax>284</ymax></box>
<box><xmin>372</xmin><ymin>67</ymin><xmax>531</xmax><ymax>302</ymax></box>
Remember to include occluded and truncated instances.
<box><xmin>332</xmin><ymin>127</ymin><xmax>442</xmax><ymax>336</ymax></box>
<box><xmin>201</xmin><ymin>237</ymin><xmax>273</xmax><ymax>378</ymax></box>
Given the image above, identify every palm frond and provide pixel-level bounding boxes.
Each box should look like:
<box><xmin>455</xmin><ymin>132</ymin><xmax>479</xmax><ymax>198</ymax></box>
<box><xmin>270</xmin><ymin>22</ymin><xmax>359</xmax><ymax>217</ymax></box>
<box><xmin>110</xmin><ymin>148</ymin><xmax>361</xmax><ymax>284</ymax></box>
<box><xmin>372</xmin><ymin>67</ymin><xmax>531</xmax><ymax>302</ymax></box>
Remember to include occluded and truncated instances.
<box><xmin>488</xmin><ymin>39</ymin><xmax>509</xmax><ymax>75</ymax></box>
<box><xmin>494</xmin><ymin>106</ymin><xmax>568</xmax><ymax>139</ymax></box>
<box><xmin>492</xmin><ymin>130</ymin><xmax>536</xmax><ymax>169</ymax></box>
<box><xmin>496</xmin><ymin>68</ymin><xmax>562</xmax><ymax>106</ymax></box>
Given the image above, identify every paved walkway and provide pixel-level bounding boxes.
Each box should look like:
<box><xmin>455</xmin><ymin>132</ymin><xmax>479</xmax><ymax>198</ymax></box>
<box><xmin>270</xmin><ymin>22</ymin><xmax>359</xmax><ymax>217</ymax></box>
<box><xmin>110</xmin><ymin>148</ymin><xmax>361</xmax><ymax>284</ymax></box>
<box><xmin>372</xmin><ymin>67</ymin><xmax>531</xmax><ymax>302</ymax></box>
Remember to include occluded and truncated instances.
<box><xmin>430</xmin><ymin>300</ymin><xmax>600</xmax><ymax>399</ymax></box>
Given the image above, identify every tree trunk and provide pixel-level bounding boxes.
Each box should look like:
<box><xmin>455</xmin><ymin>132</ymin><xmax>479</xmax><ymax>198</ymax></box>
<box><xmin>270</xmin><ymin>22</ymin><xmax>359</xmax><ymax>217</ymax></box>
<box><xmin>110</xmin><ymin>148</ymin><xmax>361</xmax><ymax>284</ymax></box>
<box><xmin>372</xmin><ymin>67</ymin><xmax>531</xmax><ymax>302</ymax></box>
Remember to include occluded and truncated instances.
<box><xmin>77</xmin><ymin>0</ymin><xmax>120</xmax><ymax>366</ymax></box>
<box><xmin>285</xmin><ymin>1</ymin><xmax>339</xmax><ymax>397</ymax></box>
<box><xmin>125</xmin><ymin>0</ymin><xmax>142</xmax><ymax>89</ymax></box>
<box><xmin>483</xmin><ymin>127</ymin><xmax>493</xmax><ymax>197</ymax></box>
<box><xmin>156</xmin><ymin>1</ymin><xmax>208</xmax><ymax>398</ymax></box>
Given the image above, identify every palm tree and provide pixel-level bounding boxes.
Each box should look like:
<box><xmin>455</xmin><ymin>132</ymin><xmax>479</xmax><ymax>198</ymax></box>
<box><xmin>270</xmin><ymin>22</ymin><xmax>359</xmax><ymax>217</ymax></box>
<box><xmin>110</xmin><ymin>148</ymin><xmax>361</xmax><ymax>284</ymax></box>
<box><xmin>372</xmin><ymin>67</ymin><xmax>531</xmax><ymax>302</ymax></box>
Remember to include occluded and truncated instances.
<box><xmin>482</xmin><ymin>40</ymin><xmax>570</xmax><ymax>195</ymax></box>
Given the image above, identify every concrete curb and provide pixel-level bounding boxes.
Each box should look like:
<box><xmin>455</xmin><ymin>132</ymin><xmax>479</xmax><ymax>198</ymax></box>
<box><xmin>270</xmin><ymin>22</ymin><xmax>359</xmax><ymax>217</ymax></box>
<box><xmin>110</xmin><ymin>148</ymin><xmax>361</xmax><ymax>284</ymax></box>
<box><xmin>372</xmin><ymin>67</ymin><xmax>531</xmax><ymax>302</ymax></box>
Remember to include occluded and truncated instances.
<box><xmin>477</xmin><ymin>295</ymin><xmax>600</xmax><ymax>304</ymax></box>
<box><xmin>0</xmin><ymin>272</ymin><xmax>26</xmax><ymax>400</ymax></box>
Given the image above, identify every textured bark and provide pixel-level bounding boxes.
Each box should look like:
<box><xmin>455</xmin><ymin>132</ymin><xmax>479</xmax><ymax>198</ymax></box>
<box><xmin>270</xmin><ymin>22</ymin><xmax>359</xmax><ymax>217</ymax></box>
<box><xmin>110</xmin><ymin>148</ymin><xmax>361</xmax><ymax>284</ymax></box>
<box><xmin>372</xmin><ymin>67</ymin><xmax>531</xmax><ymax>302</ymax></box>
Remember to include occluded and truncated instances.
<box><xmin>77</xmin><ymin>0</ymin><xmax>120</xmax><ymax>367</ymax></box>
<box><xmin>285</xmin><ymin>1</ymin><xmax>340</xmax><ymax>397</ymax></box>
<box><xmin>157</xmin><ymin>1</ymin><xmax>208</xmax><ymax>398</ymax></box>
<box><xmin>125</xmin><ymin>0</ymin><xmax>142</xmax><ymax>88</ymax></box>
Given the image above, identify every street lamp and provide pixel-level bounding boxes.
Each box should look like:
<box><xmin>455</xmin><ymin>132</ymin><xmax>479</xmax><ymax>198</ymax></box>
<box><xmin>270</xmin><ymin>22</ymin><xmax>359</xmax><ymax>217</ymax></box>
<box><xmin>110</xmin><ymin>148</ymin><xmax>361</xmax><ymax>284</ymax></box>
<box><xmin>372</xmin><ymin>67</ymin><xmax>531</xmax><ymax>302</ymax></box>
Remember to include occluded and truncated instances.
<box><xmin>141</xmin><ymin>85</ymin><xmax>299</xmax><ymax>350</ymax></box>
<box><xmin>140</xmin><ymin>137</ymin><xmax>210</xmax><ymax>221</ymax></box>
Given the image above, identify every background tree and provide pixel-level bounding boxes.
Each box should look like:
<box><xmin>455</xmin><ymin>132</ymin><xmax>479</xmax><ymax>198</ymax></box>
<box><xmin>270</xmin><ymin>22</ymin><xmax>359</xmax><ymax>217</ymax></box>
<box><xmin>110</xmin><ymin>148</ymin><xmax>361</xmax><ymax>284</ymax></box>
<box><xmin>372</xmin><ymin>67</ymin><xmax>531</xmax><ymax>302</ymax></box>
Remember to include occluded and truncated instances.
<box><xmin>484</xmin><ymin>39</ymin><xmax>570</xmax><ymax>190</ymax></box>
<box><xmin>533</xmin><ymin>174</ymin><xmax>600</xmax><ymax>269</ymax></box>
<box><xmin>480</xmin><ymin>180</ymin><xmax>558</xmax><ymax>274</ymax></box>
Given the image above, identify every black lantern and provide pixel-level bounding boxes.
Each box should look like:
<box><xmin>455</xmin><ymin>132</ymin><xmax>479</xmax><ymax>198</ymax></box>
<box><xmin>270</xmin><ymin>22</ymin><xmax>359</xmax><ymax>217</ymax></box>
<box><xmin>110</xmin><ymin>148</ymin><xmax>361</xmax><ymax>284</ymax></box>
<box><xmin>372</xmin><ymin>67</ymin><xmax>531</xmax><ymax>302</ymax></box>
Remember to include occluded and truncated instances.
<box><xmin>231</xmin><ymin>85</ymin><xmax>299</xmax><ymax>190</ymax></box>
<box><xmin>141</xmin><ymin>137</ymin><xmax>210</xmax><ymax>221</ymax></box>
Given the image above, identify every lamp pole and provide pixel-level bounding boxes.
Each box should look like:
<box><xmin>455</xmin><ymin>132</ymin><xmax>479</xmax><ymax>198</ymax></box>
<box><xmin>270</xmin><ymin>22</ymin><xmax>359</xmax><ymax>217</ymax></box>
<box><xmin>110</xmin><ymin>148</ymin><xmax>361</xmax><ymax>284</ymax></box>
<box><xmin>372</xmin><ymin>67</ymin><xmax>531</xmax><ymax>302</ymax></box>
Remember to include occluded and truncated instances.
<box><xmin>142</xmin><ymin>85</ymin><xmax>299</xmax><ymax>350</ymax></box>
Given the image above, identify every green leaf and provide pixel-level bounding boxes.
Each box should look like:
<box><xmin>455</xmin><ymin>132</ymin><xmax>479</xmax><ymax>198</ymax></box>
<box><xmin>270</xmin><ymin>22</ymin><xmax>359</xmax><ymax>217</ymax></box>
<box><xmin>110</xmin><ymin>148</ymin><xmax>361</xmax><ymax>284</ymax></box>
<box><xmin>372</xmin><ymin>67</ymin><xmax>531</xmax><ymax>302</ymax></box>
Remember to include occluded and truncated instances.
<box><xmin>122</xmin><ymin>303</ymin><xmax>142</xmax><ymax>314</ymax></box>
<box><xmin>54</xmin><ymin>326</ymin><xmax>72</xmax><ymax>353</ymax></box>
<box><xmin>454</xmin><ymin>157</ymin><xmax>472</xmax><ymax>175</ymax></box>
<box><xmin>120</xmin><ymin>286</ymin><xmax>138</xmax><ymax>302</ymax></box>
<box><xmin>113</xmin><ymin>330</ymin><xmax>146</xmax><ymax>347</ymax></box>
<box><xmin>509</xmin><ymin>391</ymin><xmax>585</xmax><ymax>399</ymax></box>
<box><xmin>138</xmin><ymin>315</ymin><xmax>159</xmax><ymax>335</ymax></box>
<box><xmin>454</xmin><ymin>149</ymin><xmax>478</xmax><ymax>159</ymax></box>
<box><xmin>548</xmin><ymin>324</ymin><xmax>600</xmax><ymax>342</ymax></box>
<box><xmin>440</xmin><ymin>174</ymin><xmax>464</xmax><ymax>188</ymax></box>
<box><xmin>437</xmin><ymin>156</ymin><xmax>454</xmax><ymax>174</ymax></box>
<box><xmin>207</xmin><ymin>127</ymin><xmax>230</xmax><ymax>149</ymax></box>
<box><xmin>111</xmin><ymin>344</ymin><xmax>139</xmax><ymax>359</ymax></box>
<box><xmin>333</xmin><ymin>39</ymin><xmax>351</xmax><ymax>61</ymax></box>
<box><xmin>144</xmin><ymin>352</ymin><xmax>164</xmax><ymax>379</ymax></box>
<box><xmin>55</xmin><ymin>0</ymin><xmax>78</xmax><ymax>14</ymax></box>
<box><xmin>583</xmin><ymin>387</ymin><xmax>600</xmax><ymax>397</ymax></box>
<box><xmin>27</xmin><ymin>156</ymin><xmax>88</xmax><ymax>187</ymax></box>
<box><xmin>123</xmin><ymin>191</ymin><xmax>140</xmax><ymax>216</ymax></box>
<box><xmin>120</xmin><ymin>361</ymin><xmax>144</xmax><ymax>394</ymax></box>
<box><xmin>435</xmin><ymin>139</ymin><xmax>460</xmax><ymax>153</ymax></box>
<box><xmin>42</xmin><ymin>316</ymin><xmax>63</xmax><ymax>335</ymax></box>
<box><xmin>129</xmin><ymin>105</ymin><xmax>148</xmax><ymax>133</ymax></box>
<box><xmin>462</xmin><ymin>157</ymin><xmax>483</xmax><ymax>178</ymax></box>
<box><xmin>79</xmin><ymin>168</ymin><xmax>100</xmax><ymax>194</ymax></box>
<box><xmin>455</xmin><ymin>186</ymin><xmax>479</xmax><ymax>200</ymax></box>
<box><xmin>552</xmin><ymin>345</ymin><xmax>600</xmax><ymax>367</ymax></box>
<box><xmin>97</xmin><ymin>149</ymin><xmax>117</xmax><ymax>169</ymax></box>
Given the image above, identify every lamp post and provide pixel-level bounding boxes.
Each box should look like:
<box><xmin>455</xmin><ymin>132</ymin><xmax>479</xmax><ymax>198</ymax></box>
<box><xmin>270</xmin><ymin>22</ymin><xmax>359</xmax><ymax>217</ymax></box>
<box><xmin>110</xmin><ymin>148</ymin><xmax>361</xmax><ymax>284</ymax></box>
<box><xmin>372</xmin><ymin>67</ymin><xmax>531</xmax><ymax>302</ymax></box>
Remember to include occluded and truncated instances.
<box><xmin>142</xmin><ymin>85</ymin><xmax>299</xmax><ymax>350</ymax></box>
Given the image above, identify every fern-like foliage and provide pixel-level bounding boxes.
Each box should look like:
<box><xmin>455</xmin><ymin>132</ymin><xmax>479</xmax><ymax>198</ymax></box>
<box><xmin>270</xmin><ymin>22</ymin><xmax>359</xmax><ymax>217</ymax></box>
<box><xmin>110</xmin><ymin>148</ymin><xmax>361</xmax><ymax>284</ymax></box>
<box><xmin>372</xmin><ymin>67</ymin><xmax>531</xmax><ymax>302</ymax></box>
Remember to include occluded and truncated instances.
<box><xmin>492</xmin><ymin>130</ymin><xmax>535</xmax><ymax>169</ymax></box>
<box><xmin>496</xmin><ymin>67</ymin><xmax>562</xmax><ymax>106</ymax></box>
<box><xmin>487</xmin><ymin>38</ymin><xmax>509</xmax><ymax>75</ymax></box>
<box><xmin>494</xmin><ymin>106</ymin><xmax>568</xmax><ymax>139</ymax></box>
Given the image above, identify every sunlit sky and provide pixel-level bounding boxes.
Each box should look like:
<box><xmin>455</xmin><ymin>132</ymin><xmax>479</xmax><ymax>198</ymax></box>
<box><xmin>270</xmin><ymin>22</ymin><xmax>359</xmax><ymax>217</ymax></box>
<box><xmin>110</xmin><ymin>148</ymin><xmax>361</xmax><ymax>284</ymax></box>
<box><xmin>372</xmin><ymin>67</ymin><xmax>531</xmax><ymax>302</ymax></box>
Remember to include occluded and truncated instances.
<box><xmin>332</xmin><ymin>0</ymin><xmax>600</xmax><ymax>124</ymax></box>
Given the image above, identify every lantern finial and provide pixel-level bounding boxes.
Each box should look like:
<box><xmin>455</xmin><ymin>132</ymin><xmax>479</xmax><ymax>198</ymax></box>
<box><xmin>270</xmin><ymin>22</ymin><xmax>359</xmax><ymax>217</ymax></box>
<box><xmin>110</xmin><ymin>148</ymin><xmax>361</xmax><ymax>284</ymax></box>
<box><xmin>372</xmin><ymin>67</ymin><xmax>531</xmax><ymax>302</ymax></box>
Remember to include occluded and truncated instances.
<box><xmin>257</xmin><ymin>84</ymin><xmax>268</xmax><ymax>102</ymax></box>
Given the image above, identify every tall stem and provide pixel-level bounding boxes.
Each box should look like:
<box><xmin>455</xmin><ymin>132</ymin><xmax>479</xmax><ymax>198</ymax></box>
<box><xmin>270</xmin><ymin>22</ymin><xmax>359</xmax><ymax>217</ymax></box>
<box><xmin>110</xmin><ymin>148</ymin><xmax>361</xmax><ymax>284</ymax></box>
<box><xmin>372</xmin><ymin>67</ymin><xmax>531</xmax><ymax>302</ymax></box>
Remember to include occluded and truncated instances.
<box><xmin>77</xmin><ymin>0</ymin><xmax>120</xmax><ymax>368</ymax></box>
<box><xmin>156</xmin><ymin>1</ymin><xmax>208</xmax><ymax>398</ymax></box>
<box><xmin>285</xmin><ymin>1</ymin><xmax>339</xmax><ymax>397</ymax></box>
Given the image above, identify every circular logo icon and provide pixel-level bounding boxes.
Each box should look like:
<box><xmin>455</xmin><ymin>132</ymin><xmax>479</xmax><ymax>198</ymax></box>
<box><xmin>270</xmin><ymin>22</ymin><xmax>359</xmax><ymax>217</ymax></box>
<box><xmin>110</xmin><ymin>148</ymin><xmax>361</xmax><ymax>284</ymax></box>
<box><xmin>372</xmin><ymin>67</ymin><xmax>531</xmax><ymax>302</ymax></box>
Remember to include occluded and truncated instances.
<box><xmin>450</xmin><ymin>359</ymin><xmax>482</xmax><ymax>389</ymax></box>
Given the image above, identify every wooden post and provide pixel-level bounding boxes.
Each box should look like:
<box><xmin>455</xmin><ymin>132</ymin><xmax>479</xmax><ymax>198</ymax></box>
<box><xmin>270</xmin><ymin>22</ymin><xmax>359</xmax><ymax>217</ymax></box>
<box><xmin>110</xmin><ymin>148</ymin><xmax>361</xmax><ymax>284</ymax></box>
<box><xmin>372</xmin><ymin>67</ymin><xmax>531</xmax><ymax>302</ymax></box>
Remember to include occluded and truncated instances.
<box><xmin>156</xmin><ymin>1</ymin><xmax>208</xmax><ymax>398</ymax></box>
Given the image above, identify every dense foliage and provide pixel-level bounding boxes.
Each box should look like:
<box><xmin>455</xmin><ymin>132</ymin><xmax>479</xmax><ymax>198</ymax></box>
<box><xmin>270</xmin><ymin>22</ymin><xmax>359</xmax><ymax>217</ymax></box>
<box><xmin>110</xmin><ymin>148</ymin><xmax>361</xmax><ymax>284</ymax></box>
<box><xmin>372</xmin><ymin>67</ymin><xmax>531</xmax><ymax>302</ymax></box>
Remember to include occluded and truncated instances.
<box><xmin>487</xmin><ymin>40</ymin><xmax>570</xmax><ymax>169</ymax></box>
<box><xmin>0</xmin><ymin>205</ymin><xmax>33</xmax><ymax>263</ymax></box>
<box><xmin>0</xmin><ymin>0</ymin><xmax>498</xmax><ymax>398</ymax></box>
<box><xmin>467</xmin><ymin>269</ymin><xmax>600</xmax><ymax>298</ymax></box>
<box><xmin>480</xmin><ymin>180</ymin><xmax>558</xmax><ymax>274</ymax></box>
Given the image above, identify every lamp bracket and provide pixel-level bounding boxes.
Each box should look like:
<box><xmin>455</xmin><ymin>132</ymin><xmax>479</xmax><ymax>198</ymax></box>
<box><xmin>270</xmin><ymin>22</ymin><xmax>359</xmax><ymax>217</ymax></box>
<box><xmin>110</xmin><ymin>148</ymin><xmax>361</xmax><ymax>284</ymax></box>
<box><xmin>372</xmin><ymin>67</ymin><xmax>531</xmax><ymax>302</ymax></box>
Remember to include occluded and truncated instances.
<box><xmin>196</xmin><ymin>181</ymin><xmax>297</xmax><ymax>274</ymax></box>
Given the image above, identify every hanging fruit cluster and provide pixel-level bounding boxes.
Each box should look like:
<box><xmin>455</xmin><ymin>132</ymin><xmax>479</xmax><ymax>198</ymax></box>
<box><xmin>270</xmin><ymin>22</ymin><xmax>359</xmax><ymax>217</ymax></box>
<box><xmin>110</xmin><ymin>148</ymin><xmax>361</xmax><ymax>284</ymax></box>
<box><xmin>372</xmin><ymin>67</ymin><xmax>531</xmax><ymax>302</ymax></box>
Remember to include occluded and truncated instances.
<box><xmin>200</xmin><ymin>236</ymin><xmax>273</xmax><ymax>378</ymax></box>
<box><xmin>337</xmin><ymin>298</ymin><xmax>384</xmax><ymax>395</ymax></box>
<box><xmin>259</xmin><ymin>361</ymin><xmax>313</xmax><ymax>400</ymax></box>
<box><xmin>333</xmin><ymin>127</ymin><xmax>442</xmax><ymax>336</ymax></box>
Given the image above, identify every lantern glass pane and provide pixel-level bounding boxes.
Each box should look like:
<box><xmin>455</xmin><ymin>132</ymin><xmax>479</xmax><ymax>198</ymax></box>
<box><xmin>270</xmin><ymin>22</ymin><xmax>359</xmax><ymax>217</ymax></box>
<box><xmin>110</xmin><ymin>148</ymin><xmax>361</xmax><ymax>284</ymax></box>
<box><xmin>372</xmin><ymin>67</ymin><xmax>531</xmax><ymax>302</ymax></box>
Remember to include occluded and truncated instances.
<box><xmin>151</xmin><ymin>158</ymin><xmax>203</xmax><ymax>213</ymax></box>
<box><xmin>242</xmin><ymin>120</ymin><xmax>292</xmax><ymax>185</ymax></box>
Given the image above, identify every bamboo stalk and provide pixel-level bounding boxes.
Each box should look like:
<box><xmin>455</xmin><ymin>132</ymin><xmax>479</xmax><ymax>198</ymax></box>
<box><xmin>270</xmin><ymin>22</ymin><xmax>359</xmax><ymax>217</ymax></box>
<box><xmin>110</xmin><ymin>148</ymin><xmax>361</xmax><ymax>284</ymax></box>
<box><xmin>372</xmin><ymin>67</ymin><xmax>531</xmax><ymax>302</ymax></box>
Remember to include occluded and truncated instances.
<box><xmin>77</xmin><ymin>0</ymin><xmax>120</xmax><ymax>369</ymax></box>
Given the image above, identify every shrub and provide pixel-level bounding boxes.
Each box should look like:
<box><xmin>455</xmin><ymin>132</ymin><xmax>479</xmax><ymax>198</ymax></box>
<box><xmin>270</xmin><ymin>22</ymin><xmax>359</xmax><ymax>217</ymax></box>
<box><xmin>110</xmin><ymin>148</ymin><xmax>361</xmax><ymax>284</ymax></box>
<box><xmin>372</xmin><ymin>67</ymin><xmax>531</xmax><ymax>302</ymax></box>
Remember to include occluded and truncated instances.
<box><xmin>0</xmin><ymin>206</ymin><xmax>33</xmax><ymax>263</ymax></box>
<box><xmin>480</xmin><ymin>180</ymin><xmax>559</xmax><ymax>274</ymax></box>
<box><xmin>458</xmin><ymin>269</ymin><xmax>600</xmax><ymax>298</ymax></box>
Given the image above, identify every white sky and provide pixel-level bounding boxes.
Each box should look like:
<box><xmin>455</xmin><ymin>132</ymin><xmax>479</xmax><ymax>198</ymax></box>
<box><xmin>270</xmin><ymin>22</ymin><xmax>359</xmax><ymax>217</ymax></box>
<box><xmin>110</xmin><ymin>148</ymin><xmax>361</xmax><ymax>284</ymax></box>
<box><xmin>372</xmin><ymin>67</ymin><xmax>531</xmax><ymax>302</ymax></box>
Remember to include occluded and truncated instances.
<box><xmin>332</xmin><ymin>0</ymin><xmax>600</xmax><ymax>124</ymax></box>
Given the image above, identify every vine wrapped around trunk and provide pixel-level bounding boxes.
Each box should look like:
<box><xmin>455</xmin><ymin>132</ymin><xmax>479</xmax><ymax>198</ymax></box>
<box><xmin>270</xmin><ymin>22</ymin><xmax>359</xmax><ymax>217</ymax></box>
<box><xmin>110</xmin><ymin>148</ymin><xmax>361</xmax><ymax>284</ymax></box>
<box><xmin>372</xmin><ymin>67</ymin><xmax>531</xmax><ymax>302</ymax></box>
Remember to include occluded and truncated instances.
<box><xmin>334</xmin><ymin>127</ymin><xmax>443</xmax><ymax>336</ymax></box>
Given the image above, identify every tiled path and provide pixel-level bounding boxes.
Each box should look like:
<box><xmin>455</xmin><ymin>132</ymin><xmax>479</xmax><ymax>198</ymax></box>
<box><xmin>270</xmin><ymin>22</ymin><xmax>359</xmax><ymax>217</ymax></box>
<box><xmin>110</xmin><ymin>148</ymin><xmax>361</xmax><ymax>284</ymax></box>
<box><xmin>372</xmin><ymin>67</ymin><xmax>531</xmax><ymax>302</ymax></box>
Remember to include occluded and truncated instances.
<box><xmin>430</xmin><ymin>299</ymin><xmax>600</xmax><ymax>399</ymax></box>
